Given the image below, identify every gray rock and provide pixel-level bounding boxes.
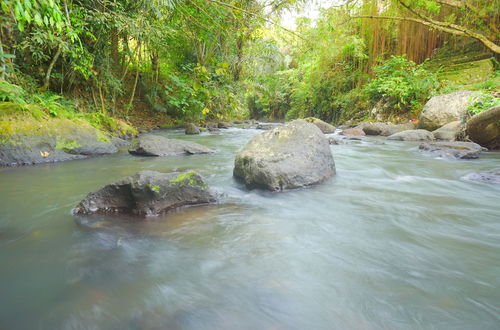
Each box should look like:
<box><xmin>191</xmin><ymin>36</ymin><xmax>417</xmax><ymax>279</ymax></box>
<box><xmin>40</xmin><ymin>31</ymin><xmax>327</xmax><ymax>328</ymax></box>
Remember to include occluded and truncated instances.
<box><xmin>73</xmin><ymin>171</ymin><xmax>217</xmax><ymax>217</ymax></box>
<box><xmin>0</xmin><ymin>120</ymin><xmax>117</xmax><ymax>166</ymax></box>
<box><xmin>328</xmin><ymin>137</ymin><xmax>359</xmax><ymax>145</ymax></box>
<box><xmin>339</xmin><ymin>128</ymin><xmax>365</xmax><ymax>136</ymax></box>
<box><xmin>234</xmin><ymin>120</ymin><xmax>335</xmax><ymax>191</ymax></box>
<box><xmin>111</xmin><ymin>137</ymin><xmax>131</xmax><ymax>148</ymax></box>
<box><xmin>256</xmin><ymin>123</ymin><xmax>278</xmax><ymax>130</ymax></box>
<box><xmin>361</xmin><ymin>122</ymin><xmax>415</xmax><ymax>136</ymax></box>
<box><xmin>185</xmin><ymin>123</ymin><xmax>200</xmax><ymax>135</ymax></box>
<box><xmin>218</xmin><ymin>122</ymin><xmax>230</xmax><ymax>129</ymax></box>
<box><xmin>432</xmin><ymin>121</ymin><xmax>462</xmax><ymax>141</ymax></box>
<box><xmin>129</xmin><ymin>135</ymin><xmax>215</xmax><ymax>157</ymax></box>
<box><xmin>419</xmin><ymin>91</ymin><xmax>479</xmax><ymax>130</ymax></box>
<box><xmin>387</xmin><ymin>129</ymin><xmax>434</xmax><ymax>141</ymax></box>
<box><xmin>462</xmin><ymin>170</ymin><xmax>500</xmax><ymax>184</ymax></box>
<box><xmin>304</xmin><ymin>117</ymin><xmax>336</xmax><ymax>134</ymax></box>
<box><xmin>419</xmin><ymin>141</ymin><xmax>482</xmax><ymax>159</ymax></box>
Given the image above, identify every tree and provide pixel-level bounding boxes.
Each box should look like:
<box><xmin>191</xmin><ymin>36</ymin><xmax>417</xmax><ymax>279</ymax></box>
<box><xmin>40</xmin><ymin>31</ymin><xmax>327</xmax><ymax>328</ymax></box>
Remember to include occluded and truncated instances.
<box><xmin>351</xmin><ymin>0</ymin><xmax>500</xmax><ymax>54</ymax></box>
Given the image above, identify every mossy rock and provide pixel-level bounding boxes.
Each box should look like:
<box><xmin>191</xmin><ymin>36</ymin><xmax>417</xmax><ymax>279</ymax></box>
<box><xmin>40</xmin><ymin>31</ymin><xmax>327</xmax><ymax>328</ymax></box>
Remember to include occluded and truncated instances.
<box><xmin>0</xmin><ymin>103</ymin><xmax>120</xmax><ymax>166</ymax></box>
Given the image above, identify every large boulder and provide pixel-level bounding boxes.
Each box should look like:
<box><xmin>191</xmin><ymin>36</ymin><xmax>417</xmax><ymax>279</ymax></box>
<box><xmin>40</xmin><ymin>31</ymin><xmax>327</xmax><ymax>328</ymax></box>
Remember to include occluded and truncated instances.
<box><xmin>185</xmin><ymin>123</ymin><xmax>200</xmax><ymax>135</ymax></box>
<box><xmin>304</xmin><ymin>117</ymin><xmax>336</xmax><ymax>134</ymax></box>
<box><xmin>129</xmin><ymin>135</ymin><xmax>215</xmax><ymax>156</ymax></box>
<box><xmin>233</xmin><ymin>120</ymin><xmax>335</xmax><ymax>191</ymax></box>
<box><xmin>0</xmin><ymin>117</ymin><xmax>117</xmax><ymax>166</ymax></box>
<box><xmin>419</xmin><ymin>141</ymin><xmax>482</xmax><ymax>159</ymax></box>
<box><xmin>74</xmin><ymin>171</ymin><xmax>217</xmax><ymax>217</ymax></box>
<box><xmin>361</xmin><ymin>122</ymin><xmax>415</xmax><ymax>136</ymax></box>
<box><xmin>387</xmin><ymin>129</ymin><xmax>434</xmax><ymax>141</ymax></box>
<box><xmin>466</xmin><ymin>105</ymin><xmax>500</xmax><ymax>149</ymax></box>
<box><xmin>432</xmin><ymin>121</ymin><xmax>461</xmax><ymax>141</ymax></box>
<box><xmin>419</xmin><ymin>91</ymin><xmax>480</xmax><ymax>130</ymax></box>
<box><xmin>462</xmin><ymin>170</ymin><xmax>500</xmax><ymax>184</ymax></box>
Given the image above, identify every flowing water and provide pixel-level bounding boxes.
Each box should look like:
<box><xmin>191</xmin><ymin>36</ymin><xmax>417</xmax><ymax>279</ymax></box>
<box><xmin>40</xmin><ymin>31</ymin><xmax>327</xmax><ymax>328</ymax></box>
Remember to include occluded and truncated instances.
<box><xmin>0</xmin><ymin>128</ymin><xmax>499</xmax><ymax>330</ymax></box>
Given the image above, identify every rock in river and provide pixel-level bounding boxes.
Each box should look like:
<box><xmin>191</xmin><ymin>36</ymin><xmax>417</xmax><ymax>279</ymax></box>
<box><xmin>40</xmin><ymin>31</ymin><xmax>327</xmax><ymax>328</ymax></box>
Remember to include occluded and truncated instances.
<box><xmin>339</xmin><ymin>128</ymin><xmax>365</xmax><ymax>136</ymax></box>
<box><xmin>185</xmin><ymin>123</ymin><xmax>200</xmax><ymax>135</ymax></box>
<box><xmin>387</xmin><ymin>129</ymin><xmax>434</xmax><ymax>141</ymax></box>
<box><xmin>432</xmin><ymin>121</ymin><xmax>461</xmax><ymax>141</ymax></box>
<box><xmin>361</xmin><ymin>122</ymin><xmax>415</xmax><ymax>136</ymax></box>
<box><xmin>129</xmin><ymin>134</ymin><xmax>215</xmax><ymax>156</ymax></box>
<box><xmin>74</xmin><ymin>171</ymin><xmax>218</xmax><ymax>216</ymax></box>
<box><xmin>419</xmin><ymin>90</ymin><xmax>479</xmax><ymax>131</ymax></box>
<box><xmin>233</xmin><ymin>119</ymin><xmax>335</xmax><ymax>191</ymax></box>
<box><xmin>462</xmin><ymin>170</ymin><xmax>500</xmax><ymax>184</ymax></box>
<box><xmin>419</xmin><ymin>141</ymin><xmax>483</xmax><ymax>159</ymax></box>
<box><xmin>0</xmin><ymin>118</ymin><xmax>117</xmax><ymax>166</ymax></box>
<box><xmin>304</xmin><ymin>117</ymin><xmax>336</xmax><ymax>134</ymax></box>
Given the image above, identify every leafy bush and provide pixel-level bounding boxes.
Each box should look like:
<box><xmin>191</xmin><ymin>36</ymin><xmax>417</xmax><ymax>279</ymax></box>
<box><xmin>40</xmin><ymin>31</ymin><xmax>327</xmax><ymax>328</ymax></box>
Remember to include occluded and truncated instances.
<box><xmin>0</xmin><ymin>80</ymin><xmax>27</xmax><ymax>103</ymax></box>
<box><xmin>468</xmin><ymin>92</ymin><xmax>500</xmax><ymax>115</ymax></box>
<box><xmin>364</xmin><ymin>55</ymin><xmax>439</xmax><ymax>113</ymax></box>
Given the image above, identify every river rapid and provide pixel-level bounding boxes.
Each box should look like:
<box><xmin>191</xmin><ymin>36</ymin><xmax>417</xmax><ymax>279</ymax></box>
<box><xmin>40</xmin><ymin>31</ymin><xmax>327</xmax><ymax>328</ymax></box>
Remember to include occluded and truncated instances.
<box><xmin>0</xmin><ymin>127</ymin><xmax>499</xmax><ymax>329</ymax></box>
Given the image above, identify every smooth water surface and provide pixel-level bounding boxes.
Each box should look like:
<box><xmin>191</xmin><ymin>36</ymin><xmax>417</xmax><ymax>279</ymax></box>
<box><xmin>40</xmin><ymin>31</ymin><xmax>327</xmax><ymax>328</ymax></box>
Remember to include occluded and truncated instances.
<box><xmin>0</xmin><ymin>128</ymin><xmax>499</xmax><ymax>330</ymax></box>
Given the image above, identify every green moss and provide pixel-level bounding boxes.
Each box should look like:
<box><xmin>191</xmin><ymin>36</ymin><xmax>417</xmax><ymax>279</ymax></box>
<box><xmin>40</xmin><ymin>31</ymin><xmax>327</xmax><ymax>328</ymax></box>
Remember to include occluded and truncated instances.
<box><xmin>0</xmin><ymin>102</ymin><xmax>47</xmax><ymax>120</ymax></box>
<box><xmin>82</xmin><ymin>112</ymin><xmax>137</xmax><ymax>137</ymax></box>
<box><xmin>171</xmin><ymin>171</ymin><xmax>207</xmax><ymax>189</ymax></box>
<box><xmin>148</xmin><ymin>184</ymin><xmax>161</xmax><ymax>194</ymax></box>
<box><xmin>55</xmin><ymin>140</ymin><xmax>81</xmax><ymax>153</ymax></box>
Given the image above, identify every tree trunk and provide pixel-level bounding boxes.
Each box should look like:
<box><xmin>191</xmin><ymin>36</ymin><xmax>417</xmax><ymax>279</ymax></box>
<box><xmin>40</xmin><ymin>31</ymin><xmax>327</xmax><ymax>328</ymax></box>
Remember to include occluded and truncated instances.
<box><xmin>128</xmin><ymin>43</ymin><xmax>141</xmax><ymax>112</ymax></box>
<box><xmin>233</xmin><ymin>35</ymin><xmax>244</xmax><ymax>81</ymax></box>
<box><xmin>151</xmin><ymin>50</ymin><xmax>159</xmax><ymax>82</ymax></box>
<box><xmin>111</xmin><ymin>27</ymin><xmax>120</xmax><ymax>68</ymax></box>
<box><xmin>466</xmin><ymin>105</ymin><xmax>500</xmax><ymax>149</ymax></box>
<box><xmin>0</xmin><ymin>31</ymin><xmax>6</xmax><ymax>80</ymax></box>
<box><xmin>43</xmin><ymin>46</ymin><xmax>62</xmax><ymax>90</ymax></box>
<box><xmin>353</xmin><ymin>15</ymin><xmax>500</xmax><ymax>54</ymax></box>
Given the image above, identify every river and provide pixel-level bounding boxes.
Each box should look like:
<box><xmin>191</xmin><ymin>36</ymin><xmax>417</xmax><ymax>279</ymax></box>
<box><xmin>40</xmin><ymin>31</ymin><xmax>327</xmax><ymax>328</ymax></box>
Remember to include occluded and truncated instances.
<box><xmin>0</xmin><ymin>127</ymin><xmax>499</xmax><ymax>329</ymax></box>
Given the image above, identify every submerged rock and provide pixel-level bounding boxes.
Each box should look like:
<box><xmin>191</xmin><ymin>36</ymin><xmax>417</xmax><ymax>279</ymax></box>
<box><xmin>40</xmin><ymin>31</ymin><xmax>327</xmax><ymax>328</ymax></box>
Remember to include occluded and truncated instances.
<box><xmin>234</xmin><ymin>119</ymin><xmax>335</xmax><ymax>191</ymax></box>
<box><xmin>185</xmin><ymin>123</ymin><xmax>200</xmax><ymax>135</ymax></box>
<box><xmin>328</xmin><ymin>137</ymin><xmax>360</xmax><ymax>145</ymax></box>
<box><xmin>256</xmin><ymin>123</ymin><xmax>279</xmax><ymax>130</ymax></box>
<box><xmin>128</xmin><ymin>135</ymin><xmax>215</xmax><ymax>156</ymax></box>
<box><xmin>419</xmin><ymin>91</ymin><xmax>479</xmax><ymax>130</ymax></box>
<box><xmin>73</xmin><ymin>170</ymin><xmax>217</xmax><ymax>216</ymax></box>
<box><xmin>462</xmin><ymin>170</ymin><xmax>500</xmax><ymax>184</ymax></box>
<box><xmin>361</xmin><ymin>122</ymin><xmax>415</xmax><ymax>136</ymax></box>
<box><xmin>339</xmin><ymin>128</ymin><xmax>365</xmax><ymax>136</ymax></box>
<box><xmin>387</xmin><ymin>129</ymin><xmax>434</xmax><ymax>141</ymax></box>
<box><xmin>304</xmin><ymin>117</ymin><xmax>336</xmax><ymax>134</ymax></box>
<box><xmin>419</xmin><ymin>141</ymin><xmax>483</xmax><ymax>159</ymax></box>
<box><xmin>432</xmin><ymin>121</ymin><xmax>461</xmax><ymax>141</ymax></box>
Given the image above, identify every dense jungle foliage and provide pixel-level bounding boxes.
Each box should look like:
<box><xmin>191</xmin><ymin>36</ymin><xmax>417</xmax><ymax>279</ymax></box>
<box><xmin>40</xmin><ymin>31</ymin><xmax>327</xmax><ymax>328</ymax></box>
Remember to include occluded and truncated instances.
<box><xmin>0</xmin><ymin>0</ymin><xmax>498</xmax><ymax>129</ymax></box>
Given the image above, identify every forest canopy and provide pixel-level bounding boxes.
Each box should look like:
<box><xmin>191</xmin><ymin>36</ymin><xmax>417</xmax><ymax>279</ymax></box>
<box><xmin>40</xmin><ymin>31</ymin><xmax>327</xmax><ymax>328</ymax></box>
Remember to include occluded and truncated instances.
<box><xmin>0</xmin><ymin>0</ymin><xmax>498</xmax><ymax>127</ymax></box>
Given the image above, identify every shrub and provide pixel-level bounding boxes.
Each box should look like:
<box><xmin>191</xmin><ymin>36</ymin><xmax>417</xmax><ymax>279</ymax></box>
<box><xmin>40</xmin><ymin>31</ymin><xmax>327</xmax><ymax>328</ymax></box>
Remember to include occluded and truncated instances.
<box><xmin>364</xmin><ymin>55</ymin><xmax>439</xmax><ymax>114</ymax></box>
<box><xmin>468</xmin><ymin>92</ymin><xmax>500</xmax><ymax>115</ymax></box>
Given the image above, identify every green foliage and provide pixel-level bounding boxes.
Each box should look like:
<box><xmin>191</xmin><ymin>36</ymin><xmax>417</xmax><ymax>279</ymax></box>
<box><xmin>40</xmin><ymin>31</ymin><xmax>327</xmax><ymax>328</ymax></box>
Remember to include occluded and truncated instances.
<box><xmin>468</xmin><ymin>92</ymin><xmax>500</xmax><ymax>115</ymax></box>
<box><xmin>364</xmin><ymin>56</ymin><xmax>439</xmax><ymax>113</ymax></box>
<box><xmin>148</xmin><ymin>184</ymin><xmax>161</xmax><ymax>194</ymax></box>
<box><xmin>0</xmin><ymin>80</ymin><xmax>26</xmax><ymax>103</ymax></box>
